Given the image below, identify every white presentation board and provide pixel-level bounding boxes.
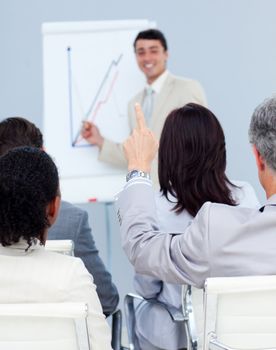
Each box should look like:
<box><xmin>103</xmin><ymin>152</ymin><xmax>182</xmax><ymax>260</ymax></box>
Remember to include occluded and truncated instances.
<box><xmin>42</xmin><ymin>20</ymin><xmax>153</xmax><ymax>202</ymax></box>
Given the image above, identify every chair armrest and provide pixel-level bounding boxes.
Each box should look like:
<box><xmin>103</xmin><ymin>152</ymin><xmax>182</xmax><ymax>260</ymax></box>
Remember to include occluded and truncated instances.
<box><xmin>110</xmin><ymin>309</ymin><xmax>122</xmax><ymax>350</ymax></box>
<box><xmin>183</xmin><ymin>286</ymin><xmax>198</xmax><ymax>350</ymax></box>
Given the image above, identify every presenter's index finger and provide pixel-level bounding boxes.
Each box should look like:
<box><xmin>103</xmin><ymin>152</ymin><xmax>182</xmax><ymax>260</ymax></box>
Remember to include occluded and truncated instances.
<box><xmin>135</xmin><ymin>103</ymin><xmax>146</xmax><ymax>130</ymax></box>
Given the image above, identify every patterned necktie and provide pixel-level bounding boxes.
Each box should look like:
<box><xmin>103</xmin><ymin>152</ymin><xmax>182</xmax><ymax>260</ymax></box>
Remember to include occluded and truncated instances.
<box><xmin>142</xmin><ymin>86</ymin><xmax>154</xmax><ymax>124</ymax></box>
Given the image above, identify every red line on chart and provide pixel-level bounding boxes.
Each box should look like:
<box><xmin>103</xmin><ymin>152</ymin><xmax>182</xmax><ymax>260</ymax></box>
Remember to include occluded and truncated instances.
<box><xmin>75</xmin><ymin>71</ymin><xmax>119</xmax><ymax>145</ymax></box>
<box><xmin>90</xmin><ymin>71</ymin><xmax>119</xmax><ymax>123</ymax></box>
<box><xmin>71</xmin><ymin>53</ymin><xmax>123</xmax><ymax>147</ymax></box>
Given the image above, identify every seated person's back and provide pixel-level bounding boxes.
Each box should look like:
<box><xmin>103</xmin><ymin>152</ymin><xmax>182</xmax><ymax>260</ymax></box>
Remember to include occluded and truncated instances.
<box><xmin>0</xmin><ymin>147</ymin><xmax>111</xmax><ymax>350</ymax></box>
<box><xmin>132</xmin><ymin>104</ymin><xmax>260</xmax><ymax>350</ymax></box>
<box><xmin>0</xmin><ymin>116</ymin><xmax>119</xmax><ymax>316</ymax></box>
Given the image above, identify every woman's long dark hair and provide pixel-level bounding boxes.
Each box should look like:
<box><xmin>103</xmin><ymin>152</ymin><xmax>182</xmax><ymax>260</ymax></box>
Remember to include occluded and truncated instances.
<box><xmin>158</xmin><ymin>103</ymin><xmax>237</xmax><ymax>217</ymax></box>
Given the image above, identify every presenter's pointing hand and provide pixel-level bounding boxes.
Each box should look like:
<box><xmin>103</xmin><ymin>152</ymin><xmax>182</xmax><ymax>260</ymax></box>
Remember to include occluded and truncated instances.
<box><xmin>81</xmin><ymin>121</ymin><xmax>104</xmax><ymax>149</ymax></box>
<box><xmin>123</xmin><ymin>103</ymin><xmax>158</xmax><ymax>172</ymax></box>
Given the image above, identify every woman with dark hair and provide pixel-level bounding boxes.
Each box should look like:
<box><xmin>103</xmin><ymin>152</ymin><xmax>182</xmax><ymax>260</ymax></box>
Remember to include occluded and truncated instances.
<box><xmin>132</xmin><ymin>103</ymin><xmax>259</xmax><ymax>350</ymax></box>
<box><xmin>0</xmin><ymin>147</ymin><xmax>111</xmax><ymax>350</ymax></box>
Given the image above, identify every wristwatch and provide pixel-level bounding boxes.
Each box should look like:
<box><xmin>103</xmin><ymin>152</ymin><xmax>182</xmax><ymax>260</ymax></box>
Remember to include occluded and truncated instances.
<box><xmin>126</xmin><ymin>169</ymin><xmax>151</xmax><ymax>182</ymax></box>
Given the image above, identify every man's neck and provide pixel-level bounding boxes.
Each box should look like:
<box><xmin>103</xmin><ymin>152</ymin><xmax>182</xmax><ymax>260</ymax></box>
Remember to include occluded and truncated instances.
<box><xmin>147</xmin><ymin>69</ymin><xmax>167</xmax><ymax>85</ymax></box>
<box><xmin>146</xmin><ymin>70</ymin><xmax>169</xmax><ymax>94</ymax></box>
<box><xmin>263</xmin><ymin>173</ymin><xmax>276</xmax><ymax>199</ymax></box>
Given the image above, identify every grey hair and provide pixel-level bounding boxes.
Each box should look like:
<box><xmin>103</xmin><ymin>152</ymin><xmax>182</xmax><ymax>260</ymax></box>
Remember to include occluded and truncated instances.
<box><xmin>249</xmin><ymin>96</ymin><xmax>276</xmax><ymax>171</ymax></box>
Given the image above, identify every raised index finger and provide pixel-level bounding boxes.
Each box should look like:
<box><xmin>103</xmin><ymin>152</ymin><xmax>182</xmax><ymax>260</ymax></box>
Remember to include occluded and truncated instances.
<box><xmin>135</xmin><ymin>103</ymin><xmax>146</xmax><ymax>131</ymax></box>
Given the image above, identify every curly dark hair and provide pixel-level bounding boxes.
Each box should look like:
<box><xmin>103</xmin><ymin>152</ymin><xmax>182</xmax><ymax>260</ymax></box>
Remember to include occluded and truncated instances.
<box><xmin>0</xmin><ymin>147</ymin><xmax>59</xmax><ymax>247</ymax></box>
<box><xmin>159</xmin><ymin>103</ymin><xmax>237</xmax><ymax>217</ymax></box>
<box><xmin>0</xmin><ymin>117</ymin><xmax>43</xmax><ymax>156</ymax></box>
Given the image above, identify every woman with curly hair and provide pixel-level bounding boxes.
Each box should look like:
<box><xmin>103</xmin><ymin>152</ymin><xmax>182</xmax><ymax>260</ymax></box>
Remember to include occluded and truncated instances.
<box><xmin>0</xmin><ymin>147</ymin><xmax>111</xmax><ymax>350</ymax></box>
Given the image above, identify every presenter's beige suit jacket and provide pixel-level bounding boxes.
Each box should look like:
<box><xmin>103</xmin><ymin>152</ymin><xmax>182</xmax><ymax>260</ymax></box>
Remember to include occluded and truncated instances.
<box><xmin>0</xmin><ymin>240</ymin><xmax>112</xmax><ymax>350</ymax></box>
<box><xmin>99</xmin><ymin>73</ymin><xmax>207</xmax><ymax>184</ymax></box>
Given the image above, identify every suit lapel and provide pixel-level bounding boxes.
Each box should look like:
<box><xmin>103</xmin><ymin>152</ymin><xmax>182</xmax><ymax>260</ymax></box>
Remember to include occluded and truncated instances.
<box><xmin>150</xmin><ymin>74</ymin><xmax>175</xmax><ymax>128</ymax></box>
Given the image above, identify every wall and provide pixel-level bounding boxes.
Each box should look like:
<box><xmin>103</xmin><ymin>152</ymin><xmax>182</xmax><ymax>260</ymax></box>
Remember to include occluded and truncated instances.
<box><xmin>1</xmin><ymin>0</ymin><xmax>276</xmax><ymax>310</ymax></box>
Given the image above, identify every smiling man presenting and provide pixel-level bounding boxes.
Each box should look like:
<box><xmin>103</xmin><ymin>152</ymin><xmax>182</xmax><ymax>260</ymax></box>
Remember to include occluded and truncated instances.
<box><xmin>82</xmin><ymin>29</ymin><xmax>207</xmax><ymax>183</ymax></box>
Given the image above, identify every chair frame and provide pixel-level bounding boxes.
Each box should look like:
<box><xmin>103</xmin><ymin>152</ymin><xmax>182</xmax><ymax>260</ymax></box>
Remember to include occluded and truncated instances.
<box><xmin>124</xmin><ymin>288</ymin><xmax>198</xmax><ymax>350</ymax></box>
<box><xmin>0</xmin><ymin>302</ymin><xmax>90</xmax><ymax>349</ymax></box>
<box><xmin>203</xmin><ymin>276</ymin><xmax>276</xmax><ymax>350</ymax></box>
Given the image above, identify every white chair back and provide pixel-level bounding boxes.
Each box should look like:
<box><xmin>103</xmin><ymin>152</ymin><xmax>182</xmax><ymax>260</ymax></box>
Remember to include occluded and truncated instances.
<box><xmin>0</xmin><ymin>302</ymin><xmax>90</xmax><ymax>350</ymax></box>
<box><xmin>45</xmin><ymin>239</ymin><xmax>74</xmax><ymax>256</ymax></box>
<box><xmin>203</xmin><ymin>275</ymin><xmax>276</xmax><ymax>350</ymax></box>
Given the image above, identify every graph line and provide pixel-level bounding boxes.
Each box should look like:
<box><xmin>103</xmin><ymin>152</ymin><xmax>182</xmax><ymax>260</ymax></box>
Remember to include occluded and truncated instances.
<box><xmin>67</xmin><ymin>47</ymin><xmax>75</xmax><ymax>146</ymax></box>
<box><xmin>84</xmin><ymin>54</ymin><xmax>123</xmax><ymax>119</ymax></box>
<box><xmin>90</xmin><ymin>71</ymin><xmax>119</xmax><ymax>123</ymax></box>
<box><xmin>67</xmin><ymin>48</ymin><xmax>123</xmax><ymax>146</ymax></box>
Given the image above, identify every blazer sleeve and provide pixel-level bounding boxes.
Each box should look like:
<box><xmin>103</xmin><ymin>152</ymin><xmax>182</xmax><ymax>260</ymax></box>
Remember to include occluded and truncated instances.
<box><xmin>74</xmin><ymin>210</ymin><xmax>119</xmax><ymax>316</ymax></box>
<box><xmin>116</xmin><ymin>180</ymin><xmax>211</xmax><ymax>288</ymax></box>
<box><xmin>134</xmin><ymin>273</ymin><xmax>163</xmax><ymax>299</ymax></box>
<box><xmin>98</xmin><ymin>138</ymin><xmax>127</xmax><ymax>167</ymax></box>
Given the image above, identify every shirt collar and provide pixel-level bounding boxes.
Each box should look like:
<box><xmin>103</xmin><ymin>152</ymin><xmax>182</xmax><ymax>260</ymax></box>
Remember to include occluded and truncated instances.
<box><xmin>145</xmin><ymin>70</ymin><xmax>169</xmax><ymax>94</ymax></box>
<box><xmin>266</xmin><ymin>193</ymin><xmax>276</xmax><ymax>204</ymax></box>
<box><xmin>259</xmin><ymin>193</ymin><xmax>276</xmax><ymax>212</ymax></box>
<box><xmin>0</xmin><ymin>238</ymin><xmax>43</xmax><ymax>256</ymax></box>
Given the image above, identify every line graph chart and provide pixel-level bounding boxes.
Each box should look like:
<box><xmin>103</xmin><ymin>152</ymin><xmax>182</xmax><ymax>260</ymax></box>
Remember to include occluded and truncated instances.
<box><xmin>67</xmin><ymin>47</ymin><xmax>124</xmax><ymax>147</ymax></box>
<box><xmin>43</xmin><ymin>20</ymin><xmax>147</xmax><ymax>179</ymax></box>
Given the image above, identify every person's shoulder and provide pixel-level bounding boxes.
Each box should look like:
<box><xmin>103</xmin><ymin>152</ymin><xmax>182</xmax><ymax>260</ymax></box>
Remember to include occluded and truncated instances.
<box><xmin>36</xmin><ymin>249</ymin><xmax>91</xmax><ymax>286</ymax></box>
<box><xmin>59</xmin><ymin>200</ymin><xmax>86</xmax><ymax>218</ymax></box>
<box><xmin>168</xmin><ymin>73</ymin><xmax>201</xmax><ymax>87</ymax></box>
<box><xmin>48</xmin><ymin>200</ymin><xmax>88</xmax><ymax>240</ymax></box>
<box><xmin>208</xmin><ymin>199</ymin><xmax>257</xmax><ymax>226</ymax></box>
<box><xmin>229</xmin><ymin>180</ymin><xmax>260</xmax><ymax>208</ymax></box>
<box><xmin>36</xmin><ymin>246</ymin><xmax>84</xmax><ymax>268</ymax></box>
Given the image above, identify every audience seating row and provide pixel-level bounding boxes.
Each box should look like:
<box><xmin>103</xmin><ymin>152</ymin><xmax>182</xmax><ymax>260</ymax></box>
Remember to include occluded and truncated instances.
<box><xmin>1</xmin><ymin>240</ymin><xmax>276</xmax><ymax>350</ymax></box>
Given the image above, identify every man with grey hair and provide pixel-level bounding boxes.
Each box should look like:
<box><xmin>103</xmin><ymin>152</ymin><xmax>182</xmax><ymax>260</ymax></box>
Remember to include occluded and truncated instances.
<box><xmin>249</xmin><ymin>96</ymin><xmax>276</xmax><ymax>173</ymax></box>
<box><xmin>116</xmin><ymin>98</ymin><xmax>276</xmax><ymax>288</ymax></box>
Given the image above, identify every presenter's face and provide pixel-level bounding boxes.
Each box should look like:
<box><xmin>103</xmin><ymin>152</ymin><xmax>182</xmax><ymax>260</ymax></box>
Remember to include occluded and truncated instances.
<box><xmin>135</xmin><ymin>39</ymin><xmax>168</xmax><ymax>84</ymax></box>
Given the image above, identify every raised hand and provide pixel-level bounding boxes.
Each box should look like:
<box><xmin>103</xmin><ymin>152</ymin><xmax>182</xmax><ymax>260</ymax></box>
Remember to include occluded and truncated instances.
<box><xmin>123</xmin><ymin>103</ymin><xmax>158</xmax><ymax>172</ymax></box>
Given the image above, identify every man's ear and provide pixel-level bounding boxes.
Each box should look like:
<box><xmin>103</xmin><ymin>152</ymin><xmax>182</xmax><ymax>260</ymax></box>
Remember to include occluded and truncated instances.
<box><xmin>252</xmin><ymin>145</ymin><xmax>265</xmax><ymax>171</ymax></box>
<box><xmin>46</xmin><ymin>195</ymin><xmax>61</xmax><ymax>226</ymax></box>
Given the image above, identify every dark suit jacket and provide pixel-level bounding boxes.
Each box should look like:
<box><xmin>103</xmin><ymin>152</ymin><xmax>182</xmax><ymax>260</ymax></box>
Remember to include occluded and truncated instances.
<box><xmin>48</xmin><ymin>200</ymin><xmax>119</xmax><ymax>316</ymax></box>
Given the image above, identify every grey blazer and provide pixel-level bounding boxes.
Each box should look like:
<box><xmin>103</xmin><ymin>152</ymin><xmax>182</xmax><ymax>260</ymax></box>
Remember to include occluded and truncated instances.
<box><xmin>116</xmin><ymin>179</ymin><xmax>276</xmax><ymax>288</ymax></box>
<box><xmin>133</xmin><ymin>181</ymin><xmax>260</xmax><ymax>350</ymax></box>
<box><xmin>48</xmin><ymin>200</ymin><xmax>119</xmax><ymax>316</ymax></box>
<box><xmin>99</xmin><ymin>73</ymin><xmax>207</xmax><ymax>184</ymax></box>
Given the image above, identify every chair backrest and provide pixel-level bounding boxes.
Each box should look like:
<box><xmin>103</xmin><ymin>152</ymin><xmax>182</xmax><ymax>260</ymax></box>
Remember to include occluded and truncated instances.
<box><xmin>45</xmin><ymin>239</ymin><xmax>75</xmax><ymax>256</ymax></box>
<box><xmin>0</xmin><ymin>302</ymin><xmax>90</xmax><ymax>350</ymax></box>
<box><xmin>203</xmin><ymin>275</ymin><xmax>276</xmax><ymax>350</ymax></box>
<box><xmin>124</xmin><ymin>293</ymin><xmax>144</xmax><ymax>350</ymax></box>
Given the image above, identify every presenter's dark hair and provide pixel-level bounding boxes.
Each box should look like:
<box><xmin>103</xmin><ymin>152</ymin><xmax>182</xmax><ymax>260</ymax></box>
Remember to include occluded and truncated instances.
<box><xmin>134</xmin><ymin>29</ymin><xmax>168</xmax><ymax>51</ymax></box>
<box><xmin>0</xmin><ymin>147</ymin><xmax>59</xmax><ymax>247</ymax></box>
<box><xmin>159</xmin><ymin>103</ymin><xmax>236</xmax><ymax>217</ymax></box>
<box><xmin>0</xmin><ymin>117</ymin><xmax>43</xmax><ymax>156</ymax></box>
